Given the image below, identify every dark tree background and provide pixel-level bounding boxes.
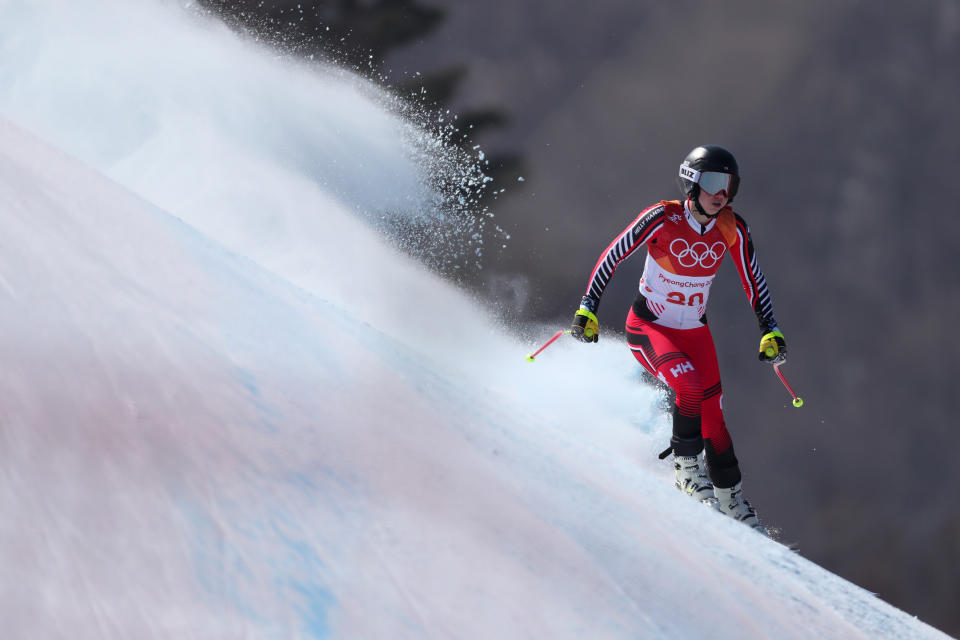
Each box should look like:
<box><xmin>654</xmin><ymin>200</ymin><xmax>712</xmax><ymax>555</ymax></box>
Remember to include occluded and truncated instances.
<box><xmin>197</xmin><ymin>1</ymin><xmax>960</xmax><ymax>635</ymax></box>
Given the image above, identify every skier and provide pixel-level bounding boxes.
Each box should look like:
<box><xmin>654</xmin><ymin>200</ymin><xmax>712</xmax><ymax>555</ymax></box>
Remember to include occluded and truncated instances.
<box><xmin>570</xmin><ymin>145</ymin><xmax>786</xmax><ymax>531</ymax></box>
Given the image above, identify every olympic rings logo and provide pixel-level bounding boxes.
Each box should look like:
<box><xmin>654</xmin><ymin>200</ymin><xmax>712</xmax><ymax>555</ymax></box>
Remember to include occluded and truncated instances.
<box><xmin>669</xmin><ymin>238</ymin><xmax>727</xmax><ymax>269</ymax></box>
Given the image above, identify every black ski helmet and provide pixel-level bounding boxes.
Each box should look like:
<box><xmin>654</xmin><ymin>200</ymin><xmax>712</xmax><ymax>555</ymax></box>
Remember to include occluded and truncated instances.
<box><xmin>677</xmin><ymin>145</ymin><xmax>740</xmax><ymax>204</ymax></box>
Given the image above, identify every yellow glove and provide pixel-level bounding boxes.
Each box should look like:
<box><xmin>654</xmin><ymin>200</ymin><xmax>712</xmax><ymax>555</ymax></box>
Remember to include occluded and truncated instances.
<box><xmin>571</xmin><ymin>296</ymin><xmax>599</xmax><ymax>343</ymax></box>
<box><xmin>758</xmin><ymin>330</ymin><xmax>787</xmax><ymax>364</ymax></box>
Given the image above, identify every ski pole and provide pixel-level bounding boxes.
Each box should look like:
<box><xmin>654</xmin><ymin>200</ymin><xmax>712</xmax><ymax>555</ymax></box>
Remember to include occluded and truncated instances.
<box><xmin>525</xmin><ymin>329</ymin><xmax>571</xmax><ymax>362</ymax></box>
<box><xmin>773</xmin><ymin>362</ymin><xmax>804</xmax><ymax>408</ymax></box>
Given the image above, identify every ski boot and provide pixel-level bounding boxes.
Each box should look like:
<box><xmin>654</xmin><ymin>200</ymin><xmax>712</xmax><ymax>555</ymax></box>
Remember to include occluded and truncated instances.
<box><xmin>673</xmin><ymin>453</ymin><xmax>717</xmax><ymax>505</ymax></box>
<box><xmin>713</xmin><ymin>482</ymin><xmax>765</xmax><ymax>532</ymax></box>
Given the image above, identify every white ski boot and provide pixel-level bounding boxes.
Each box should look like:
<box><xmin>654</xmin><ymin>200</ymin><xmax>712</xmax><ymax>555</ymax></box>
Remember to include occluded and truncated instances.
<box><xmin>673</xmin><ymin>453</ymin><xmax>717</xmax><ymax>505</ymax></box>
<box><xmin>713</xmin><ymin>482</ymin><xmax>764</xmax><ymax>531</ymax></box>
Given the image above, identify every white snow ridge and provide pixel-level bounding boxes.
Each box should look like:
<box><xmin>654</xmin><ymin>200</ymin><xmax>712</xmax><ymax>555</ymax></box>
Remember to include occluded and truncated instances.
<box><xmin>0</xmin><ymin>1</ymin><xmax>951</xmax><ymax>639</ymax></box>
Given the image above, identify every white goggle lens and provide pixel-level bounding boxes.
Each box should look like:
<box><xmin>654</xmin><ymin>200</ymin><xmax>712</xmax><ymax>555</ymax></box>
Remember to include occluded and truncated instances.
<box><xmin>699</xmin><ymin>172</ymin><xmax>733</xmax><ymax>196</ymax></box>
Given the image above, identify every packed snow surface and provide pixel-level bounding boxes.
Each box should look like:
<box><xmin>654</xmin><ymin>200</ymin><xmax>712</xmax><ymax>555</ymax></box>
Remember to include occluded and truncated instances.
<box><xmin>0</xmin><ymin>1</ymin><xmax>951</xmax><ymax>638</ymax></box>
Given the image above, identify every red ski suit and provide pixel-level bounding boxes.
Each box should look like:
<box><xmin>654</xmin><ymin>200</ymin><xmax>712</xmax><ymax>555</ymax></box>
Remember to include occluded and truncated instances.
<box><xmin>584</xmin><ymin>199</ymin><xmax>778</xmax><ymax>487</ymax></box>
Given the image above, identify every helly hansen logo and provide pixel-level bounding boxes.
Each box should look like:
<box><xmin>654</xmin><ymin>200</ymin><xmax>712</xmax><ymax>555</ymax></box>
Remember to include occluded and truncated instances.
<box><xmin>670</xmin><ymin>361</ymin><xmax>694</xmax><ymax>378</ymax></box>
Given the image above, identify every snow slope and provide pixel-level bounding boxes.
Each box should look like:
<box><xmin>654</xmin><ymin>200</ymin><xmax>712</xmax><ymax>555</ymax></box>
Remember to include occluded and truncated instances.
<box><xmin>0</xmin><ymin>2</ymin><xmax>952</xmax><ymax>639</ymax></box>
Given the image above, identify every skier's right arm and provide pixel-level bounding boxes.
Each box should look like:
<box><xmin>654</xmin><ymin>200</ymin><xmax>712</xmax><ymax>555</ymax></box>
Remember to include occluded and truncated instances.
<box><xmin>571</xmin><ymin>203</ymin><xmax>666</xmax><ymax>343</ymax></box>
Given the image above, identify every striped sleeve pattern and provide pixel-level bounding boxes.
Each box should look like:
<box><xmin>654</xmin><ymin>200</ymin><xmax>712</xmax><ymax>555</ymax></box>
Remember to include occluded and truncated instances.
<box><xmin>585</xmin><ymin>204</ymin><xmax>665</xmax><ymax>304</ymax></box>
<box><xmin>731</xmin><ymin>213</ymin><xmax>778</xmax><ymax>333</ymax></box>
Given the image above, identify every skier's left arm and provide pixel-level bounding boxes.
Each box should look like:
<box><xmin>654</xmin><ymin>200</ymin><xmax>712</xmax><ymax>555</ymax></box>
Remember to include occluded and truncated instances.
<box><xmin>729</xmin><ymin>213</ymin><xmax>787</xmax><ymax>364</ymax></box>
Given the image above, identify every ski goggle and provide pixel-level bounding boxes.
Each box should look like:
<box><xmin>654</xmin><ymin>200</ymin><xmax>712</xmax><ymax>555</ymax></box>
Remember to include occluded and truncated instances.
<box><xmin>679</xmin><ymin>165</ymin><xmax>739</xmax><ymax>198</ymax></box>
<box><xmin>698</xmin><ymin>171</ymin><xmax>739</xmax><ymax>197</ymax></box>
